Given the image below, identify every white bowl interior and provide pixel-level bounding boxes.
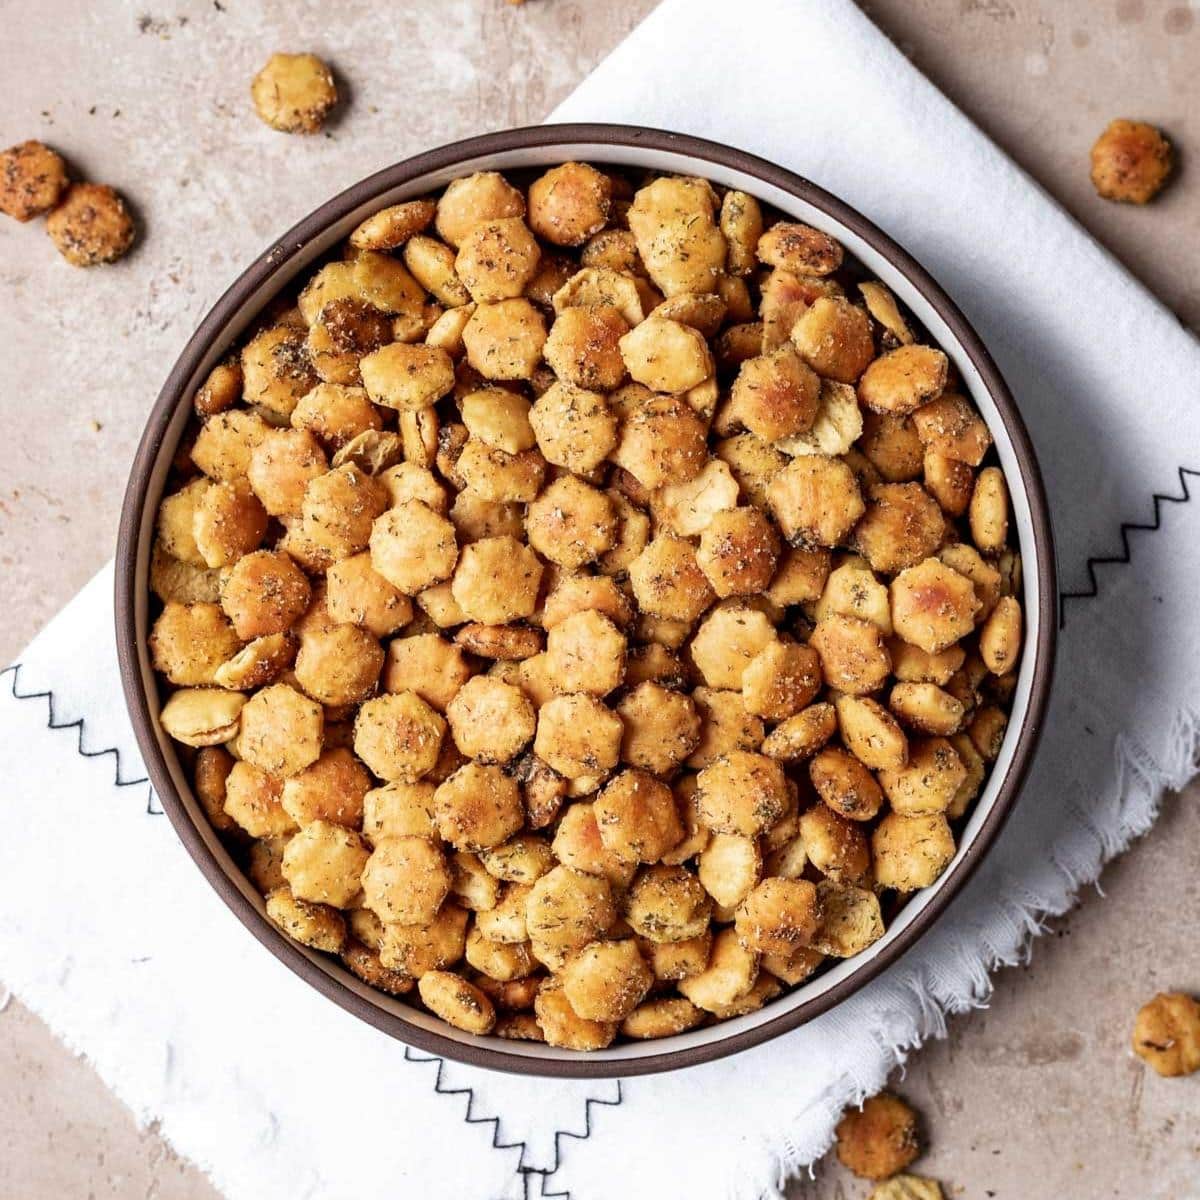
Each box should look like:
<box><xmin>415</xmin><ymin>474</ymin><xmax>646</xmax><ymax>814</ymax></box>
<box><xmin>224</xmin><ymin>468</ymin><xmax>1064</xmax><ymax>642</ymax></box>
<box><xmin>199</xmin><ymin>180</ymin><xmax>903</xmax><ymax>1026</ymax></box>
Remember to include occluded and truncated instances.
<box><xmin>132</xmin><ymin>140</ymin><xmax>1043</xmax><ymax>1068</ymax></box>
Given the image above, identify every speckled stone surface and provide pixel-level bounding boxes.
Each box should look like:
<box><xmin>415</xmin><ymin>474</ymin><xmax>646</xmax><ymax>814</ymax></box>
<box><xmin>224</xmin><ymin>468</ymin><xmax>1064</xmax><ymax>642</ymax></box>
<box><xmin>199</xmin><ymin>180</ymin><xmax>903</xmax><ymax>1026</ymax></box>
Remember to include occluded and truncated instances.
<box><xmin>0</xmin><ymin>3</ymin><xmax>1196</xmax><ymax>1198</ymax></box>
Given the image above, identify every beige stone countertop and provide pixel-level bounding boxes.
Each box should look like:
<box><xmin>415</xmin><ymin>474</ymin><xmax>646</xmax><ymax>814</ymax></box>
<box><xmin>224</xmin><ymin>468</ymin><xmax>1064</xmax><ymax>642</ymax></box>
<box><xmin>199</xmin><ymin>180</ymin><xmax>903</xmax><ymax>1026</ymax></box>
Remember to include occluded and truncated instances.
<box><xmin>0</xmin><ymin>2</ymin><xmax>1196</xmax><ymax>1198</ymax></box>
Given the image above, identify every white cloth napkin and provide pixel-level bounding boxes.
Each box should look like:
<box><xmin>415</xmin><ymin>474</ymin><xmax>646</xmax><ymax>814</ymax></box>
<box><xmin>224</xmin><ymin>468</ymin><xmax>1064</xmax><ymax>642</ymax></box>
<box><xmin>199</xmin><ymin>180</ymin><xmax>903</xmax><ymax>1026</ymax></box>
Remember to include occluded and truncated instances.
<box><xmin>3</xmin><ymin>1</ymin><xmax>1199</xmax><ymax>1198</ymax></box>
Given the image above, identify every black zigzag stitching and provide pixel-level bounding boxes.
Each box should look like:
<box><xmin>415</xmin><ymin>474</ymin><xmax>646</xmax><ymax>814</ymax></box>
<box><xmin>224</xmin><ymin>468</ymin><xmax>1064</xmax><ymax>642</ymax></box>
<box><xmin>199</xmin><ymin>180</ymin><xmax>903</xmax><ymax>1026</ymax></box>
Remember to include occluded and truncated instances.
<box><xmin>1</xmin><ymin>663</ymin><xmax>158</xmax><ymax>813</ymax></box>
<box><xmin>527</xmin><ymin>1080</ymin><xmax>622</xmax><ymax>1200</ymax></box>
<box><xmin>1059</xmin><ymin>465</ymin><xmax>1199</xmax><ymax>628</ymax></box>
<box><xmin>402</xmin><ymin>1046</ymin><xmax>529</xmax><ymax>1163</ymax></box>
<box><xmin>403</xmin><ymin>1046</ymin><xmax>623</xmax><ymax>1200</ymax></box>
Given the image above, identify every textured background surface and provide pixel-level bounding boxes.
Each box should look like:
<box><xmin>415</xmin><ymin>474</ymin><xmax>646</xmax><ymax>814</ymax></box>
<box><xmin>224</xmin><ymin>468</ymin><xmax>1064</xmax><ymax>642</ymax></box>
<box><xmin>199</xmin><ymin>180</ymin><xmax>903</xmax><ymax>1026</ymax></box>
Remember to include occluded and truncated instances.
<box><xmin>0</xmin><ymin>2</ymin><xmax>1197</xmax><ymax>1197</ymax></box>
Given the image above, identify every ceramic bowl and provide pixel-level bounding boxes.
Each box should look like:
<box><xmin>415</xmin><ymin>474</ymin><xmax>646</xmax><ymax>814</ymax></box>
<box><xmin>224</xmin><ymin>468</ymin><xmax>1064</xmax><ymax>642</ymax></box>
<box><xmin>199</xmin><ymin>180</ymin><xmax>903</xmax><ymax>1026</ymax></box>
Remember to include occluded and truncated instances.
<box><xmin>116</xmin><ymin>123</ymin><xmax>1056</xmax><ymax>1077</ymax></box>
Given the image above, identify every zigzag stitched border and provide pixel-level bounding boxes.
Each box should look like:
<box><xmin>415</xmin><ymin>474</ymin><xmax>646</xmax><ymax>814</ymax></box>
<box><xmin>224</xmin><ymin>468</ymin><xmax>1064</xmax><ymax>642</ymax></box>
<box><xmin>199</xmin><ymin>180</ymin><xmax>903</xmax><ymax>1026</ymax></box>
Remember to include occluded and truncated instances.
<box><xmin>1058</xmin><ymin>465</ymin><xmax>1199</xmax><ymax>628</ymax></box>
<box><xmin>1</xmin><ymin>663</ymin><xmax>158</xmax><ymax>812</ymax></box>
<box><xmin>531</xmin><ymin>1082</ymin><xmax>624</xmax><ymax>1198</ymax></box>
<box><xmin>403</xmin><ymin>1046</ymin><xmax>623</xmax><ymax>1200</ymax></box>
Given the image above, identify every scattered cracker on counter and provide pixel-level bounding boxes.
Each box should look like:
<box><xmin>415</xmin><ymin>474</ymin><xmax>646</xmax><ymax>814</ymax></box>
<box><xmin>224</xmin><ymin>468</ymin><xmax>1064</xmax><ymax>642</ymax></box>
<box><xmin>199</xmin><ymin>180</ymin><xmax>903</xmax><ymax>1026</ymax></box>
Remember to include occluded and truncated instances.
<box><xmin>0</xmin><ymin>139</ymin><xmax>68</xmax><ymax>222</ymax></box>
<box><xmin>1132</xmin><ymin>991</ymin><xmax>1200</xmax><ymax>1077</ymax></box>
<box><xmin>252</xmin><ymin>52</ymin><xmax>339</xmax><ymax>134</ymax></box>
<box><xmin>1090</xmin><ymin>119</ymin><xmax>1174</xmax><ymax>204</ymax></box>
<box><xmin>835</xmin><ymin>1091</ymin><xmax>922</xmax><ymax>1181</ymax></box>
<box><xmin>867</xmin><ymin>1174</ymin><xmax>944</xmax><ymax>1200</ymax></box>
<box><xmin>45</xmin><ymin>182</ymin><xmax>135</xmax><ymax>266</ymax></box>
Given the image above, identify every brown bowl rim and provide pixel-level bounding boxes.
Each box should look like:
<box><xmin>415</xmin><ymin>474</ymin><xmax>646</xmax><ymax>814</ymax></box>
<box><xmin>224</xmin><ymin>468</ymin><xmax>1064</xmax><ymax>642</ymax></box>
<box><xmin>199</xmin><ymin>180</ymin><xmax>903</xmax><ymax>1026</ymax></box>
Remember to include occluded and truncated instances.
<box><xmin>115</xmin><ymin>122</ymin><xmax>1057</xmax><ymax>1078</ymax></box>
